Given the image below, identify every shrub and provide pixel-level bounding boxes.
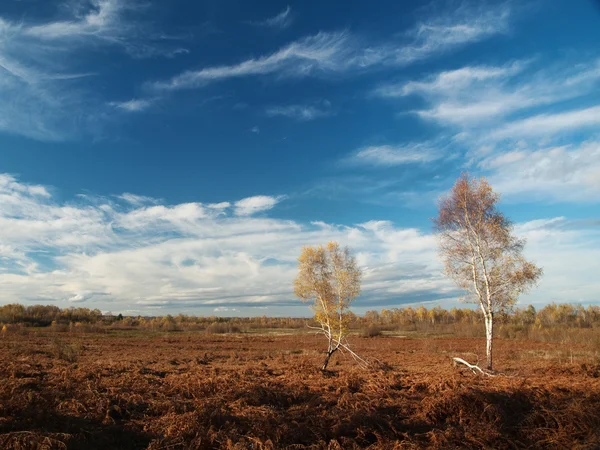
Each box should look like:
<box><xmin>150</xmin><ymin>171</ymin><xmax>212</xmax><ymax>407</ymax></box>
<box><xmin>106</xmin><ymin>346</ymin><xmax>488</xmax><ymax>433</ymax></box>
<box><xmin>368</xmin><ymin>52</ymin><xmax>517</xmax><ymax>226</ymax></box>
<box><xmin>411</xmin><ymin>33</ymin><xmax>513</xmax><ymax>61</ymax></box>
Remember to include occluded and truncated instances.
<box><xmin>205</xmin><ymin>323</ymin><xmax>240</xmax><ymax>334</ymax></box>
<box><xmin>51</xmin><ymin>321</ymin><xmax>69</xmax><ymax>333</ymax></box>
<box><xmin>51</xmin><ymin>338</ymin><xmax>82</xmax><ymax>363</ymax></box>
<box><xmin>360</xmin><ymin>325</ymin><xmax>382</xmax><ymax>338</ymax></box>
<box><xmin>0</xmin><ymin>323</ymin><xmax>29</xmax><ymax>336</ymax></box>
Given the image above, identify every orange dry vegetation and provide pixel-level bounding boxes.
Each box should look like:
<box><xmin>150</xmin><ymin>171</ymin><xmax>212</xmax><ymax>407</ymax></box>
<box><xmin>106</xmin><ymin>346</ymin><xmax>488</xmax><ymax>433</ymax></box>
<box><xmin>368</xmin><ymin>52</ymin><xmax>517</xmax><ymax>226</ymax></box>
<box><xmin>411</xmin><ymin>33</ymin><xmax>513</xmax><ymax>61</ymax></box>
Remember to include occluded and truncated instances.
<box><xmin>1</xmin><ymin>332</ymin><xmax>599</xmax><ymax>449</ymax></box>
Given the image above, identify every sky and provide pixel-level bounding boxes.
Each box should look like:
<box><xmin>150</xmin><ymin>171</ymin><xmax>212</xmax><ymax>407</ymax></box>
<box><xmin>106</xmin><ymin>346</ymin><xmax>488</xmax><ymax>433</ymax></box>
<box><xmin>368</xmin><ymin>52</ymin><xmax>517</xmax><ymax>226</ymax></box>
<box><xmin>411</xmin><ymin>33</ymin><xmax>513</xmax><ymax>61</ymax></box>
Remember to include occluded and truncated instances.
<box><xmin>1</xmin><ymin>0</ymin><xmax>599</xmax><ymax>316</ymax></box>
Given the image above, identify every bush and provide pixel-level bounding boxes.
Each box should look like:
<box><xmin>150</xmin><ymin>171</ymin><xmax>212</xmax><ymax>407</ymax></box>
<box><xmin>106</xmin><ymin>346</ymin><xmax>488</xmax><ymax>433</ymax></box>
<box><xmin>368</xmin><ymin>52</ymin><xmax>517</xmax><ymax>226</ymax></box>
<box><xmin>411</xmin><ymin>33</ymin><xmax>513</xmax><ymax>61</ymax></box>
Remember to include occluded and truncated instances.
<box><xmin>73</xmin><ymin>322</ymin><xmax>106</xmax><ymax>333</ymax></box>
<box><xmin>51</xmin><ymin>321</ymin><xmax>69</xmax><ymax>333</ymax></box>
<box><xmin>205</xmin><ymin>323</ymin><xmax>240</xmax><ymax>334</ymax></box>
<box><xmin>360</xmin><ymin>325</ymin><xmax>382</xmax><ymax>338</ymax></box>
<box><xmin>0</xmin><ymin>324</ymin><xmax>28</xmax><ymax>336</ymax></box>
<box><xmin>51</xmin><ymin>338</ymin><xmax>82</xmax><ymax>363</ymax></box>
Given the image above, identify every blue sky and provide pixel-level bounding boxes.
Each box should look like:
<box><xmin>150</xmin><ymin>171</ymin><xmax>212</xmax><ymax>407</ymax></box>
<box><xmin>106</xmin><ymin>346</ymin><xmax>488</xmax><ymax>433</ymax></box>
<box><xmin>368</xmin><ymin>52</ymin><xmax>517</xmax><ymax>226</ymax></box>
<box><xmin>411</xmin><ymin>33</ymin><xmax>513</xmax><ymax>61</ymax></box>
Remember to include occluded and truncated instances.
<box><xmin>1</xmin><ymin>0</ymin><xmax>599</xmax><ymax>316</ymax></box>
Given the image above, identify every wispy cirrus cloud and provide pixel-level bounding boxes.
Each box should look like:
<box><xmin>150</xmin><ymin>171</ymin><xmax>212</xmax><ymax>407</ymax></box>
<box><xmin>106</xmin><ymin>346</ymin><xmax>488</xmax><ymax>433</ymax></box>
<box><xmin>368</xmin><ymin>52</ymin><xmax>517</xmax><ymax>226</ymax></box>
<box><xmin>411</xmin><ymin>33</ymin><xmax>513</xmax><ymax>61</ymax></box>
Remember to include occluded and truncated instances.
<box><xmin>491</xmin><ymin>105</ymin><xmax>600</xmax><ymax>140</ymax></box>
<box><xmin>344</xmin><ymin>143</ymin><xmax>443</xmax><ymax>167</ymax></box>
<box><xmin>246</xmin><ymin>6</ymin><xmax>293</xmax><ymax>30</ymax></box>
<box><xmin>380</xmin><ymin>58</ymin><xmax>600</xmax><ymax>127</ymax></box>
<box><xmin>148</xmin><ymin>31</ymin><xmax>353</xmax><ymax>91</ymax></box>
<box><xmin>149</xmin><ymin>1</ymin><xmax>514</xmax><ymax>92</ymax></box>
<box><xmin>266</xmin><ymin>99</ymin><xmax>334</xmax><ymax>121</ymax></box>
<box><xmin>374</xmin><ymin>61</ymin><xmax>524</xmax><ymax>99</ymax></box>
<box><xmin>116</xmin><ymin>193</ymin><xmax>160</xmax><ymax>206</ymax></box>
<box><xmin>0</xmin><ymin>0</ymin><xmax>185</xmax><ymax>140</ymax></box>
<box><xmin>23</xmin><ymin>0</ymin><xmax>187</xmax><ymax>58</ymax></box>
<box><xmin>378</xmin><ymin>54</ymin><xmax>600</xmax><ymax>203</ymax></box>
<box><xmin>109</xmin><ymin>98</ymin><xmax>154</xmax><ymax>112</ymax></box>
<box><xmin>24</xmin><ymin>0</ymin><xmax>128</xmax><ymax>40</ymax></box>
<box><xmin>391</xmin><ymin>0</ymin><xmax>512</xmax><ymax>65</ymax></box>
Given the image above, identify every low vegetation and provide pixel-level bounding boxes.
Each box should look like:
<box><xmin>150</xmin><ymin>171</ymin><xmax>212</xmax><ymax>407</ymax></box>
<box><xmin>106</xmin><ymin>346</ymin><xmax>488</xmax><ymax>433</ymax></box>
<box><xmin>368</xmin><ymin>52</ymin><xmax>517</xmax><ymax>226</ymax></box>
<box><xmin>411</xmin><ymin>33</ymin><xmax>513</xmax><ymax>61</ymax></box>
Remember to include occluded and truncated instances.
<box><xmin>1</xmin><ymin>331</ymin><xmax>599</xmax><ymax>449</ymax></box>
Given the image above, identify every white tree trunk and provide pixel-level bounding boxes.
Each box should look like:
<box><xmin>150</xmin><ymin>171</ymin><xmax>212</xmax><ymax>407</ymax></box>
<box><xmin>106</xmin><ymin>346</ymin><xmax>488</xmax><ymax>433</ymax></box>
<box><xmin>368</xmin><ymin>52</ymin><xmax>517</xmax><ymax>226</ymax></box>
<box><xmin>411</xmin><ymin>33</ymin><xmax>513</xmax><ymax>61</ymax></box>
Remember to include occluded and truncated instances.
<box><xmin>485</xmin><ymin>312</ymin><xmax>493</xmax><ymax>371</ymax></box>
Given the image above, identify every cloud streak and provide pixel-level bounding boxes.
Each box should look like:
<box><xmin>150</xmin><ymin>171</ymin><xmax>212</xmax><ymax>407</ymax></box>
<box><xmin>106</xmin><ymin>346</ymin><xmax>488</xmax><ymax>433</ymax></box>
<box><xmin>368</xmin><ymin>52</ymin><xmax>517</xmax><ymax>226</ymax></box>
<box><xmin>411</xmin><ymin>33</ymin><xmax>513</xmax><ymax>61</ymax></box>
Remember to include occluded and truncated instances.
<box><xmin>266</xmin><ymin>100</ymin><xmax>334</xmax><ymax>121</ymax></box>
<box><xmin>491</xmin><ymin>106</ymin><xmax>600</xmax><ymax>139</ymax></box>
<box><xmin>110</xmin><ymin>98</ymin><xmax>154</xmax><ymax>112</ymax></box>
<box><xmin>23</xmin><ymin>0</ymin><xmax>187</xmax><ymax>58</ymax></box>
<box><xmin>150</xmin><ymin>2</ymin><xmax>513</xmax><ymax>92</ymax></box>
<box><xmin>149</xmin><ymin>31</ymin><xmax>354</xmax><ymax>91</ymax></box>
<box><xmin>346</xmin><ymin>144</ymin><xmax>443</xmax><ymax>167</ymax></box>
<box><xmin>247</xmin><ymin>6</ymin><xmax>293</xmax><ymax>30</ymax></box>
<box><xmin>0</xmin><ymin>0</ymin><xmax>185</xmax><ymax>140</ymax></box>
<box><xmin>383</xmin><ymin>55</ymin><xmax>600</xmax><ymax>203</ymax></box>
<box><xmin>378</xmin><ymin>58</ymin><xmax>600</xmax><ymax>127</ymax></box>
<box><xmin>393</xmin><ymin>1</ymin><xmax>511</xmax><ymax>65</ymax></box>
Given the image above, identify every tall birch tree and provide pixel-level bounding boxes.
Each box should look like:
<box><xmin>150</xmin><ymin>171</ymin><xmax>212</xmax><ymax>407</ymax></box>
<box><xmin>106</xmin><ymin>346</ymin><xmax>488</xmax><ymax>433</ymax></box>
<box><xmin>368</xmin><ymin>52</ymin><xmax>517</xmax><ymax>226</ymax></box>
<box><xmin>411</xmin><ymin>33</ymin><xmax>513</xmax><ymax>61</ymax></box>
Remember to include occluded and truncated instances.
<box><xmin>434</xmin><ymin>174</ymin><xmax>542</xmax><ymax>371</ymax></box>
<box><xmin>294</xmin><ymin>242</ymin><xmax>362</xmax><ymax>371</ymax></box>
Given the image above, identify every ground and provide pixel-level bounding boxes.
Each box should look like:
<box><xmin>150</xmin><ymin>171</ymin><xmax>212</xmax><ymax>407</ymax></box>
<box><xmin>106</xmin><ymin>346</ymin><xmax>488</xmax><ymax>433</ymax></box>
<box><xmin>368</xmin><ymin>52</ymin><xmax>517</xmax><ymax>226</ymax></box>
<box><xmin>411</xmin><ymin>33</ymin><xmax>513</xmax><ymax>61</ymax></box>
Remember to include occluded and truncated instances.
<box><xmin>1</xmin><ymin>330</ymin><xmax>599</xmax><ymax>449</ymax></box>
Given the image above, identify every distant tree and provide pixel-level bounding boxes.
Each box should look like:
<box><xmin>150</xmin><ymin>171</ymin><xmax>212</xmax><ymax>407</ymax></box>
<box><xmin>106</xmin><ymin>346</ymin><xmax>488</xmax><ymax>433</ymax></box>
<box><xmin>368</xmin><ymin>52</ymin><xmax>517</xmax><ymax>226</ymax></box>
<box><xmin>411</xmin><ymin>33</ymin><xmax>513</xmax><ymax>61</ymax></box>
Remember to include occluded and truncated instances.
<box><xmin>434</xmin><ymin>174</ymin><xmax>542</xmax><ymax>371</ymax></box>
<box><xmin>294</xmin><ymin>241</ymin><xmax>363</xmax><ymax>370</ymax></box>
<box><xmin>522</xmin><ymin>305</ymin><xmax>537</xmax><ymax>325</ymax></box>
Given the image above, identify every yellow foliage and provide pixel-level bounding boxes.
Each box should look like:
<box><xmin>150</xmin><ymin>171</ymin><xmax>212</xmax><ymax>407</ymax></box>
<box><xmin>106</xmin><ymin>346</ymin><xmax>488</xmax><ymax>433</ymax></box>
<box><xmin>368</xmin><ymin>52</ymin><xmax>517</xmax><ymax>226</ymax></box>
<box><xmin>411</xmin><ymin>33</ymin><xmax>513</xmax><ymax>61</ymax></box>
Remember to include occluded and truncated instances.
<box><xmin>294</xmin><ymin>241</ymin><xmax>361</xmax><ymax>345</ymax></box>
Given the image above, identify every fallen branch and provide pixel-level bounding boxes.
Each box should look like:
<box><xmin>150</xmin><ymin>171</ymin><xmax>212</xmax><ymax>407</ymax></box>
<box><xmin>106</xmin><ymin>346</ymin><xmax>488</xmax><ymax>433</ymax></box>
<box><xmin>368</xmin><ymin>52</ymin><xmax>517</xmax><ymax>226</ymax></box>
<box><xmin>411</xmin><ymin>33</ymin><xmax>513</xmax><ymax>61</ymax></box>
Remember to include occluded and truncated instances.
<box><xmin>306</xmin><ymin>324</ymin><xmax>370</xmax><ymax>370</ymax></box>
<box><xmin>338</xmin><ymin>340</ymin><xmax>369</xmax><ymax>369</ymax></box>
<box><xmin>452</xmin><ymin>357</ymin><xmax>495</xmax><ymax>377</ymax></box>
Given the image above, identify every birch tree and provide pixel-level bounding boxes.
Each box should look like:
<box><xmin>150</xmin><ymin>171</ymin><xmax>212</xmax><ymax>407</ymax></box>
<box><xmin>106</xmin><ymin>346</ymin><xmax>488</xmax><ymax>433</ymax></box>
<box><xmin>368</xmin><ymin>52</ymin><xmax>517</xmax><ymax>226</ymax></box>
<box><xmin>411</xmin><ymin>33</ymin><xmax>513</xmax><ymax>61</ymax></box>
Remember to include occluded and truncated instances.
<box><xmin>294</xmin><ymin>242</ymin><xmax>362</xmax><ymax>371</ymax></box>
<box><xmin>434</xmin><ymin>174</ymin><xmax>542</xmax><ymax>371</ymax></box>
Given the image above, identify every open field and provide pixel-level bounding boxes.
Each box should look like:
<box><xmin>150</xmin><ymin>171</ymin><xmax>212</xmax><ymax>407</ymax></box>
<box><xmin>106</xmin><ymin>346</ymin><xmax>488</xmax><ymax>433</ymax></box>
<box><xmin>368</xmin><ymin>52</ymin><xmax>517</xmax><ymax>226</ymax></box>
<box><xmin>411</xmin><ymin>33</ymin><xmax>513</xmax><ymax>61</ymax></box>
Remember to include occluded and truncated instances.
<box><xmin>1</xmin><ymin>330</ymin><xmax>600</xmax><ymax>449</ymax></box>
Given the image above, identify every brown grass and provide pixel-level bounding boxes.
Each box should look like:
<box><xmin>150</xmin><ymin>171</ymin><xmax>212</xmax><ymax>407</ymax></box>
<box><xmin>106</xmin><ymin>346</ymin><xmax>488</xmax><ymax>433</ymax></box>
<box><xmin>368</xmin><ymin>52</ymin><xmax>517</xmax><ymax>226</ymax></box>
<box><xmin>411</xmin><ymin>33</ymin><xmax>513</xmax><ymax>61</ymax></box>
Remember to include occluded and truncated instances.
<box><xmin>1</xmin><ymin>331</ymin><xmax>599</xmax><ymax>449</ymax></box>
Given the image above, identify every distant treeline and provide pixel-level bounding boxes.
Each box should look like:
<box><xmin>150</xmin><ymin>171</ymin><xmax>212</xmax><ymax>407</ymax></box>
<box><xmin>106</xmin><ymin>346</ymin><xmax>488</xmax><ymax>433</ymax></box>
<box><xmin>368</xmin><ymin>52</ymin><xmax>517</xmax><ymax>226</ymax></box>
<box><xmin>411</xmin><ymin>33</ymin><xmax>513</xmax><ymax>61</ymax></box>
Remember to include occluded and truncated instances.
<box><xmin>0</xmin><ymin>304</ymin><xmax>104</xmax><ymax>327</ymax></box>
<box><xmin>1</xmin><ymin>302</ymin><xmax>599</xmax><ymax>330</ymax></box>
<box><xmin>360</xmin><ymin>303</ymin><xmax>600</xmax><ymax>329</ymax></box>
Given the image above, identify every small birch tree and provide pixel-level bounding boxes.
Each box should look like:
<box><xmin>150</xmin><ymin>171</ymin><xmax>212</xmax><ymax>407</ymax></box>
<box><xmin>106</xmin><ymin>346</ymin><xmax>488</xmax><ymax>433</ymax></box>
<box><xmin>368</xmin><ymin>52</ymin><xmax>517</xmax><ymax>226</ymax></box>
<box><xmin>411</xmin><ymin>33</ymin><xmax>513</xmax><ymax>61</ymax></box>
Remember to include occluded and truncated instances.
<box><xmin>294</xmin><ymin>241</ymin><xmax>362</xmax><ymax>371</ymax></box>
<box><xmin>434</xmin><ymin>174</ymin><xmax>542</xmax><ymax>371</ymax></box>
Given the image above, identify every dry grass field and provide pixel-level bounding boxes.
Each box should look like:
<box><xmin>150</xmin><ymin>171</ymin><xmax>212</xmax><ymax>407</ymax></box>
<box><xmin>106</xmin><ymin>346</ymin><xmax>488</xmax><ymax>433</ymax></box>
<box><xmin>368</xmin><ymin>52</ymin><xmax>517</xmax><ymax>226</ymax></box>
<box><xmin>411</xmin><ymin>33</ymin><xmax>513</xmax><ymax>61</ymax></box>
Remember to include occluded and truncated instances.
<box><xmin>1</xmin><ymin>330</ymin><xmax>600</xmax><ymax>449</ymax></box>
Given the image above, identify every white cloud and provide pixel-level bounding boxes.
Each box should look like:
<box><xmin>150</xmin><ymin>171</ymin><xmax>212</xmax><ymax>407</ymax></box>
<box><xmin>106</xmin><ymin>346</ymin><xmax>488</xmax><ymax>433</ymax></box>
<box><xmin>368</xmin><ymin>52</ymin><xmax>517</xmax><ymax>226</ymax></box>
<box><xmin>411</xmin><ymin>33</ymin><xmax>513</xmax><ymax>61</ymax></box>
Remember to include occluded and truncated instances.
<box><xmin>247</xmin><ymin>6</ymin><xmax>293</xmax><ymax>30</ymax></box>
<box><xmin>382</xmin><ymin>55</ymin><xmax>600</xmax><ymax>203</ymax></box>
<box><xmin>491</xmin><ymin>105</ymin><xmax>600</xmax><ymax>140</ymax></box>
<box><xmin>150</xmin><ymin>3</ymin><xmax>512</xmax><ymax>92</ymax></box>
<box><xmin>0</xmin><ymin>174</ymin><xmax>450</xmax><ymax>311</ymax></box>
<box><xmin>266</xmin><ymin>100</ymin><xmax>333</xmax><ymax>121</ymax></box>
<box><xmin>234</xmin><ymin>195</ymin><xmax>283</xmax><ymax>216</ymax></box>
<box><xmin>393</xmin><ymin>1</ymin><xmax>511</xmax><ymax>65</ymax></box>
<box><xmin>110</xmin><ymin>98</ymin><xmax>154</xmax><ymax>112</ymax></box>
<box><xmin>346</xmin><ymin>144</ymin><xmax>442</xmax><ymax>167</ymax></box>
<box><xmin>481</xmin><ymin>140</ymin><xmax>600</xmax><ymax>201</ymax></box>
<box><xmin>381</xmin><ymin>58</ymin><xmax>600</xmax><ymax>127</ymax></box>
<box><xmin>149</xmin><ymin>31</ymin><xmax>353</xmax><ymax>91</ymax></box>
<box><xmin>214</xmin><ymin>306</ymin><xmax>240</xmax><ymax>312</ymax></box>
<box><xmin>374</xmin><ymin>64</ymin><xmax>518</xmax><ymax>99</ymax></box>
<box><xmin>0</xmin><ymin>174</ymin><xmax>597</xmax><ymax>313</ymax></box>
<box><xmin>402</xmin><ymin>63</ymin><xmax>524</xmax><ymax>96</ymax></box>
<box><xmin>22</xmin><ymin>0</ymin><xmax>186</xmax><ymax>58</ymax></box>
<box><xmin>207</xmin><ymin>202</ymin><xmax>231</xmax><ymax>210</ymax></box>
<box><xmin>117</xmin><ymin>193</ymin><xmax>159</xmax><ymax>206</ymax></box>
<box><xmin>515</xmin><ymin>218</ymin><xmax>600</xmax><ymax>304</ymax></box>
<box><xmin>0</xmin><ymin>174</ymin><xmax>51</xmax><ymax>198</ymax></box>
<box><xmin>25</xmin><ymin>0</ymin><xmax>125</xmax><ymax>40</ymax></box>
<box><xmin>0</xmin><ymin>0</ymin><xmax>184</xmax><ymax>140</ymax></box>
